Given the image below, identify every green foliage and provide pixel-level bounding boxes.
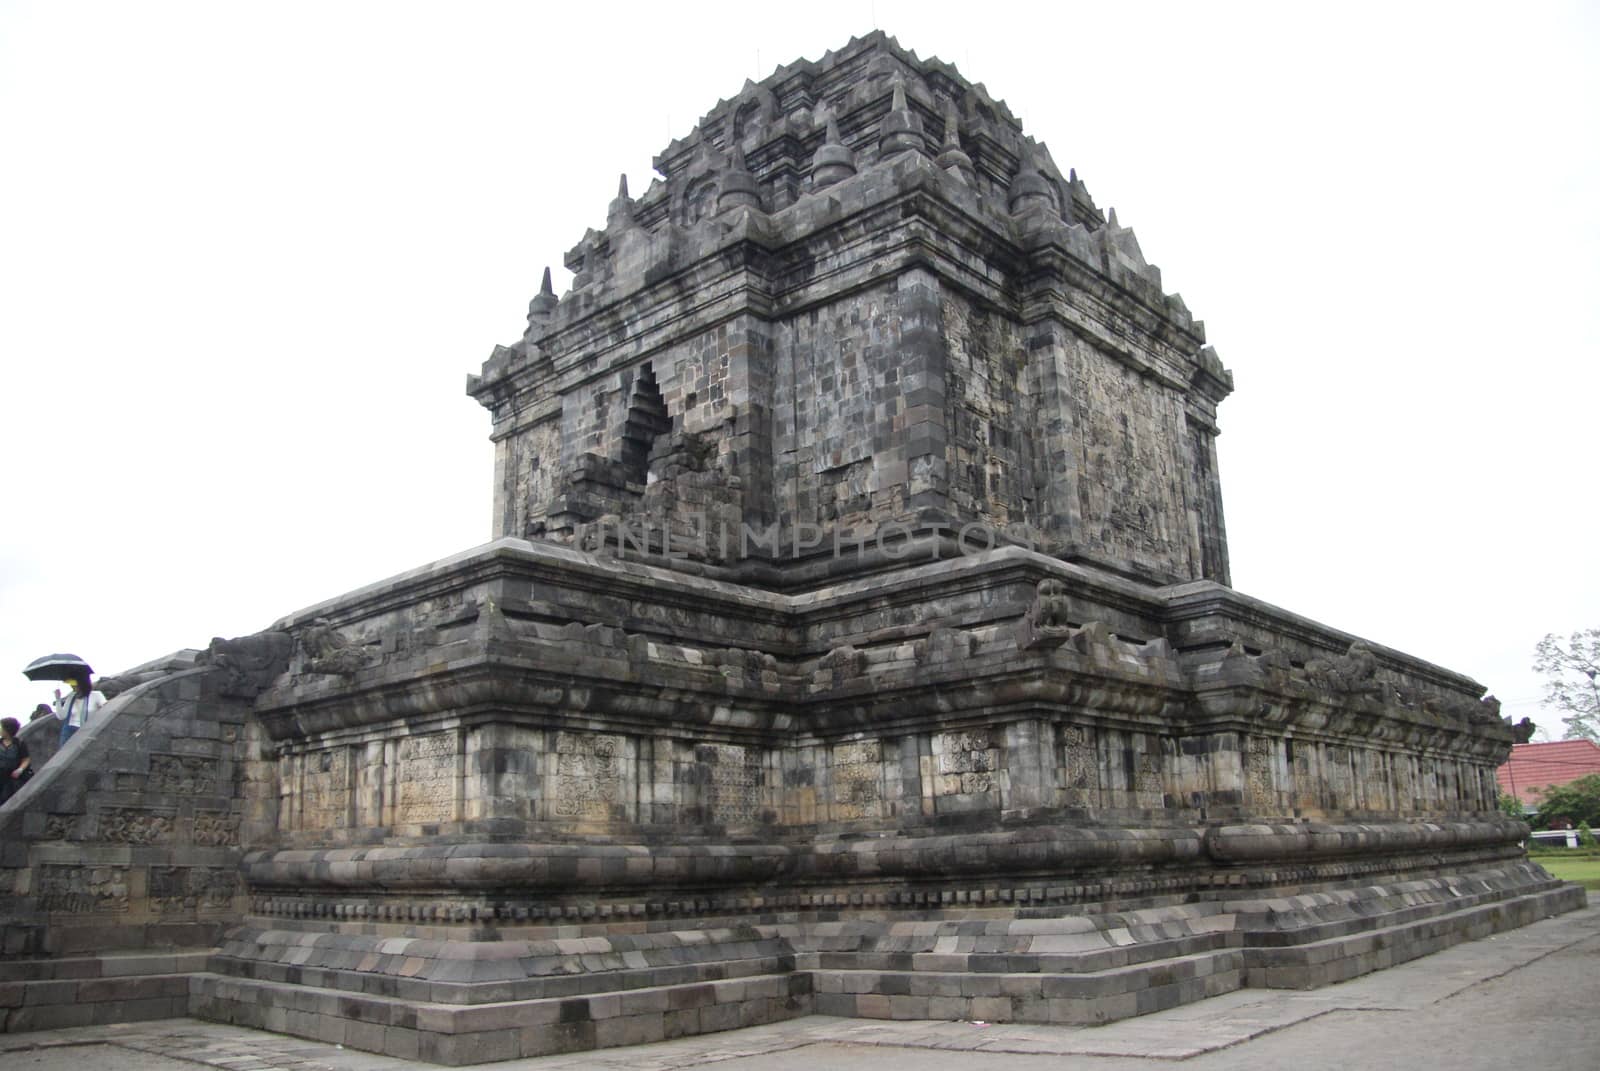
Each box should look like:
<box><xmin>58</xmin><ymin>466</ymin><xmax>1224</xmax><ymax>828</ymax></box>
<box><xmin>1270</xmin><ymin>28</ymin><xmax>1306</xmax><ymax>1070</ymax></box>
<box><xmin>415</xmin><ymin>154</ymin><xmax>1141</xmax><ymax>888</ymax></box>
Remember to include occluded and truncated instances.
<box><xmin>1533</xmin><ymin>773</ymin><xmax>1600</xmax><ymax>830</ymax></box>
<box><xmin>1533</xmin><ymin>629</ymin><xmax>1600</xmax><ymax>742</ymax></box>
<box><xmin>1498</xmin><ymin>792</ymin><xmax>1525</xmax><ymax>819</ymax></box>
<box><xmin>1580</xmin><ymin>822</ymin><xmax>1596</xmax><ymax>848</ymax></box>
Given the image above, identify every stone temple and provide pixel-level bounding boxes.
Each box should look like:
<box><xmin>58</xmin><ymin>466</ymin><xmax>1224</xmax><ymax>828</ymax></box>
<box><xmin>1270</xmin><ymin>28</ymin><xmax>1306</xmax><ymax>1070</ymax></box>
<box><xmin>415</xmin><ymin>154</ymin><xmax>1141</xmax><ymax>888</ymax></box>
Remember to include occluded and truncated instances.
<box><xmin>0</xmin><ymin>31</ymin><xmax>1583</xmax><ymax>1064</ymax></box>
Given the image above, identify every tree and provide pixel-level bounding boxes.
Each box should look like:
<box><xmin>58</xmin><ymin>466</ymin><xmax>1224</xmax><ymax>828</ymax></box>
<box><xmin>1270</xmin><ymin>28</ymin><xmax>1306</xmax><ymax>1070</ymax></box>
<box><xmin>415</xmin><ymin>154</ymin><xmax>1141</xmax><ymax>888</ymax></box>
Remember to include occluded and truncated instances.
<box><xmin>1533</xmin><ymin>629</ymin><xmax>1600</xmax><ymax>742</ymax></box>
<box><xmin>1498</xmin><ymin>792</ymin><xmax>1525</xmax><ymax>820</ymax></box>
<box><xmin>1533</xmin><ymin>774</ymin><xmax>1600</xmax><ymax>830</ymax></box>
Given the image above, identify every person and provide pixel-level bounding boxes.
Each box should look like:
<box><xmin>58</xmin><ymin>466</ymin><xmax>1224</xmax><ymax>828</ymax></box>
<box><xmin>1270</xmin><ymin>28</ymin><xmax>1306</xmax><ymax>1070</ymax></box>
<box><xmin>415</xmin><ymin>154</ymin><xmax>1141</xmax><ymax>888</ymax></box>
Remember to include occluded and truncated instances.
<box><xmin>55</xmin><ymin>673</ymin><xmax>105</xmax><ymax>748</ymax></box>
<box><xmin>28</xmin><ymin>703</ymin><xmax>53</xmax><ymax>723</ymax></box>
<box><xmin>0</xmin><ymin>718</ymin><xmax>31</xmax><ymax>803</ymax></box>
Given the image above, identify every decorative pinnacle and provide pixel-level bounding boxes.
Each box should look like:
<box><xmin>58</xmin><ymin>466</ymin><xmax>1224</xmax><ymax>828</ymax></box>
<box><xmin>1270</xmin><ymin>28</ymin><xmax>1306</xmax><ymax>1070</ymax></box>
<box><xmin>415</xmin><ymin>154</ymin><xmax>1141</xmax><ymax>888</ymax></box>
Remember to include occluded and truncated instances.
<box><xmin>1007</xmin><ymin>150</ymin><xmax>1056</xmax><ymax>216</ymax></box>
<box><xmin>527</xmin><ymin>266</ymin><xmax>558</xmax><ymax>326</ymax></box>
<box><xmin>811</xmin><ymin>117</ymin><xmax>858</xmax><ymax>189</ymax></box>
<box><xmin>878</xmin><ymin>77</ymin><xmax>924</xmax><ymax>157</ymax></box>
<box><xmin>607</xmin><ymin>172</ymin><xmax>633</xmax><ymax>229</ymax></box>
<box><xmin>934</xmin><ymin>99</ymin><xmax>974</xmax><ymax>184</ymax></box>
<box><xmin>717</xmin><ymin>142</ymin><xmax>762</xmax><ymax>213</ymax></box>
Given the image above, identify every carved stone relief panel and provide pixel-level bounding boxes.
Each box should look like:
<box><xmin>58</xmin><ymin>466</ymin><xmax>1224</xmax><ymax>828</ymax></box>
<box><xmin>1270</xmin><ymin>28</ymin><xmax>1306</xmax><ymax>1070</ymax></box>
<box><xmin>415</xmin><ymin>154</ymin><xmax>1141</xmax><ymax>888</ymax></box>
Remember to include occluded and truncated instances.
<box><xmin>36</xmin><ymin>864</ymin><xmax>129</xmax><ymax>914</ymax></box>
<box><xmin>300</xmin><ymin>747</ymin><xmax>352</xmax><ymax>831</ymax></box>
<box><xmin>1245</xmin><ymin>737</ymin><xmax>1275</xmax><ymax>811</ymax></box>
<box><xmin>1059</xmin><ymin>725</ymin><xmax>1099</xmax><ymax>807</ymax></box>
<box><xmin>98</xmin><ymin>809</ymin><xmax>174</xmax><ymax>844</ymax></box>
<box><xmin>1326</xmin><ymin>745</ymin><xmax>1352</xmax><ymax>809</ymax></box>
<box><xmin>701</xmin><ymin>743</ymin><xmax>760</xmax><ymax>825</ymax></box>
<box><xmin>932</xmin><ymin>729</ymin><xmax>997</xmax><ymax>796</ymax></box>
<box><xmin>149</xmin><ymin>866</ymin><xmax>239</xmax><ymax>914</ymax></box>
<box><xmin>1135</xmin><ymin>749</ymin><xmax>1165</xmax><ymax>809</ymax></box>
<box><xmin>1393</xmin><ymin>752</ymin><xmax>1415</xmax><ymax>808</ymax></box>
<box><xmin>831</xmin><ymin>739</ymin><xmax>884</xmax><ymax>820</ymax></box>
<box><xmin>192</xmin><ymin>811</ymin><xmax>241</xmax><ymax>847</ymax></box>
<box><xmin>553</xmin><ymin>732</ymin><xmax>628</xmax><ymax>820</ymax></box>
<box><xmin>396</xmin><ymin>732</ymin><xmax>458</xmax><ymax>825</ymax></box>
<box><xmin>1292</xmin><ymin>743</ymin><xmax>1317</xmax><ymax>810</ymax></box>
<box><xmin>150</xmin><ymin>754</ymin><xmax>217</xmax><ymax>796</ymax></box>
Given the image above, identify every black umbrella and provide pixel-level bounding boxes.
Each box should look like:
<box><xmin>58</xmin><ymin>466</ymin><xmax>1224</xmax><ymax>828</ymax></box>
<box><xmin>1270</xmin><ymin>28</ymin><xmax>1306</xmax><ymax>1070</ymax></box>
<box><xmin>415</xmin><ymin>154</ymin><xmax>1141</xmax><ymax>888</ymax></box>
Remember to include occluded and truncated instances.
<box><xmin>22</xmin><ymin>653</ymin><xmax>93</xmax><ymax>682</ymax></box>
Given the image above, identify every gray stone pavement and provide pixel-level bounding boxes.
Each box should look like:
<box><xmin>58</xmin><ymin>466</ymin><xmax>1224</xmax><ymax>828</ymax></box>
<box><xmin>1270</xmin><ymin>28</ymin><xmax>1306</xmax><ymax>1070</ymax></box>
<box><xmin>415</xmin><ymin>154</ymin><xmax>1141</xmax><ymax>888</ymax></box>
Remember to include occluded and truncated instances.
<box><xmin>5</xmin><ymin>904</ymin><xmax>1598</xmax><ymax>1071</ymax></box>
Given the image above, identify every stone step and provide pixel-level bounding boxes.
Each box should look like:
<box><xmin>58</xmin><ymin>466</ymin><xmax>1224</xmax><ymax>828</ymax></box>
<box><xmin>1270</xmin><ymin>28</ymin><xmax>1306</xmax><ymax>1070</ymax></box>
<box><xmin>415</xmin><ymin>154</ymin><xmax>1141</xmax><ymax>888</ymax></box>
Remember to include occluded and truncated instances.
<box><xmin>190</xmin><ymin>968</ymin><xmax>813</xmax><ymax>1065</ymax></box>
<box><xmin>811</xmin><ymin>947</ymin><xmax>1243</xmax><ymax>1026</ymax></box>
<box><xmin>1242</xmin><ymin>883</ymin><xmax>1585</xmax><ymax>988</ymax></box>
<box><xmin>811</xmin><ymin>928</ymin><xmax>1233</xmax><ymax>974</ymax></box>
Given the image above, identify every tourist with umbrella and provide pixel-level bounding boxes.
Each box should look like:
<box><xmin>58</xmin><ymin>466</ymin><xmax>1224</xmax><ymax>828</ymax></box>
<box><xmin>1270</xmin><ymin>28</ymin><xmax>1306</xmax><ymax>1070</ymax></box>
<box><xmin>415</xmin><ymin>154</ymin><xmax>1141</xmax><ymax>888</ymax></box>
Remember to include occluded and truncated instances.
<box><xmin>23</xmin><ymin>654</ymin><xmax>105</xmax><ymax>748</ymax></box>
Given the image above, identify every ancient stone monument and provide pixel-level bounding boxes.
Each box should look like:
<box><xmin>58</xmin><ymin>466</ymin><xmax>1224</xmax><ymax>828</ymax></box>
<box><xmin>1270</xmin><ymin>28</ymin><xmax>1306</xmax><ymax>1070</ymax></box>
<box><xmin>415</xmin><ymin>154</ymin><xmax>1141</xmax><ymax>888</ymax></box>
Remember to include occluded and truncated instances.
<box><xmin>0</xmin><ymin>32</ymin><xmax>1582</xmax><ymax>1064</ymax></box>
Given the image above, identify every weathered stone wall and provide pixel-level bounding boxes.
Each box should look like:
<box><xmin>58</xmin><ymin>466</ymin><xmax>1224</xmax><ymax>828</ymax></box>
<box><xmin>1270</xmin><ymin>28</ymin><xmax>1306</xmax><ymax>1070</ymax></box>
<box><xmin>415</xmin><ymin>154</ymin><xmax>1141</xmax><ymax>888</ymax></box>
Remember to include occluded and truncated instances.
<box><xmin>0</xmin><ymin>666</ymin><xmax>258</xmax><ymax>957</ymax></box>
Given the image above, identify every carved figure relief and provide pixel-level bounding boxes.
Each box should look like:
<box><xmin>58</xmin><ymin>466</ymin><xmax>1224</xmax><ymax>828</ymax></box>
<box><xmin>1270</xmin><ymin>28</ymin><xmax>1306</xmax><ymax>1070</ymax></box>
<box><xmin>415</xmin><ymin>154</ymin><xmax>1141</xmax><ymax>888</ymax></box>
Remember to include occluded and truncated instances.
<box><xmin>396</xmin><ymin>733</ymin><xmax>457</xmax><ymax>825</ymax></box>
<box><xmin>1060</xmin><ymin>725</ymin><xmax>1099</xmax><ymax>807</ymax></box>
<box><xmin>98</xmin><ymin>809</ymin><xmax>174</xmax><ymax>844</ymax></box>
<box><xmin>150</xmin><ymin>755</ymin><xmax>217</xmax><ymax>796</ymax></box>
<box><xmin>554</xmin><ymin>732</ymin><xmax>626</xmax><ymax>820</ymax></box>
<box><xmin>193</xmin><ymin>811</ymin><xmax>241</xmax><ymax>847</ymax></box>
<box><xmin>299</xmin><ymin>618</ymin><xmax>373</xmax><ymax>677</ymax></box>
<box><xmin>831</xmin><ymin>739</ymin><xmax>884</xmax><ymax>819</ymax></box>
<box><xmin>37</xmin><ymin>864</ymin><xmax>129</xmax><ymax>914</ymax></box>
<box><xmin>43</xmin><ymin>814</ymin><xmax>80</xmax><ymax>840</ymax></box>
<box><xmin>150</xmin><ymin>866</ymin><xmax>238</xmax><ymax>914</ymax></box>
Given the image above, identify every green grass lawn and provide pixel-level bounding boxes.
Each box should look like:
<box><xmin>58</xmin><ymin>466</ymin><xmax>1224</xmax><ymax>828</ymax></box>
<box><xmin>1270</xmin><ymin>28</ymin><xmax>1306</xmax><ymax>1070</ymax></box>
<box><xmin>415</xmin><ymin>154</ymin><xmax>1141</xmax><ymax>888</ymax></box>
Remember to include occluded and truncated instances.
<box><xmin>1539</xmin><ymin>856</ymin><xmax>1600</xmax><ymax>890</ymax></box>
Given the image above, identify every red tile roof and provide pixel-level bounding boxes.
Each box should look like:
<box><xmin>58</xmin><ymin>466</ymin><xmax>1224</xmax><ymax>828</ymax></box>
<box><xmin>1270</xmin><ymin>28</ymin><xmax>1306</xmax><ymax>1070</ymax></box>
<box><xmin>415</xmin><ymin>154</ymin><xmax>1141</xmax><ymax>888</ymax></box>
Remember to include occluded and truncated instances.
<box><xmin>1497</xmin><ymin>740</ymin><xmax>1600</xmax><ymax>804</ymax></box>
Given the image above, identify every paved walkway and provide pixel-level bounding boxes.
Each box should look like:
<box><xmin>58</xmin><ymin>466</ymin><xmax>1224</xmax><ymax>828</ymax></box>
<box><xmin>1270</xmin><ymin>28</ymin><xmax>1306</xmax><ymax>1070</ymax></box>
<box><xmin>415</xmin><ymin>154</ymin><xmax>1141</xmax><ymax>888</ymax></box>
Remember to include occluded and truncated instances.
<box><xmin>5</xmin><ymin>905</ymin><xmax>1598</xmax><ymax>1071</ymax></box>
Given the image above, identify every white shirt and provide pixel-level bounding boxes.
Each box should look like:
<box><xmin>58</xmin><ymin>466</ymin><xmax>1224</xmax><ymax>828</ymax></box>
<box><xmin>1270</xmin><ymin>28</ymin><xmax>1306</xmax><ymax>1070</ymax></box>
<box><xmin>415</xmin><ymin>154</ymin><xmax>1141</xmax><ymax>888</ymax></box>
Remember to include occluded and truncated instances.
<box><xmin>56</xmin><ymin>690</ymin><xmax>105</xmax><ymax>728</ymax></box>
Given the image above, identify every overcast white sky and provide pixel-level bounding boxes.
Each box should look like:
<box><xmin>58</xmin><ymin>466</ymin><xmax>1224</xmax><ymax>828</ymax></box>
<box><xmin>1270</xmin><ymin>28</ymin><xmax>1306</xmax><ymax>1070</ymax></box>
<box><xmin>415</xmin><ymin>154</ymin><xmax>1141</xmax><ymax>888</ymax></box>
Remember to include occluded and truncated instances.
<box><xmin>1</xmin><ymin>1</ymin><xmax>1595</xmax><ymax>738</ymax></box>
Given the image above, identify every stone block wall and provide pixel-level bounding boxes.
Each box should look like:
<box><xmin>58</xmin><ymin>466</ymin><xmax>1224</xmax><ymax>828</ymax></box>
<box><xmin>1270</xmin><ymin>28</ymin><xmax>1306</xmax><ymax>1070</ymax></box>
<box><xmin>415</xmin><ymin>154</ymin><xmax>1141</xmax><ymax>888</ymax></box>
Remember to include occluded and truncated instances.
<box><xmin>0</xmin><ymin>665</ymin><xmax>261</xmax><ymax>957</ymax></box>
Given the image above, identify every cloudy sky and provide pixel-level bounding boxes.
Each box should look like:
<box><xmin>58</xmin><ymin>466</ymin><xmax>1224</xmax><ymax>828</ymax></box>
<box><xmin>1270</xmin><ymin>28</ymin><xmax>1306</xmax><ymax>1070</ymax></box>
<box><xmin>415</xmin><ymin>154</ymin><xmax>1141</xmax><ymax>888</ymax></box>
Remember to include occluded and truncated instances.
<box><xmin>2</xmin><ymin>1</ymin><xmax>1595</xmax><ymax>738</ymax></box>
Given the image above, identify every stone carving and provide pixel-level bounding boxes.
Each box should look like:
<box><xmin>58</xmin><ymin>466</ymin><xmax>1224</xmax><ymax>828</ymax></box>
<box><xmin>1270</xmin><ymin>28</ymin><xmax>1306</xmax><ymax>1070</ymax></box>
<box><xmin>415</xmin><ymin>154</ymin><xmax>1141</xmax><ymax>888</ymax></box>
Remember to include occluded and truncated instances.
<box><xmin>1246</xmin><ymin>737</ymin><xmax>1275</xmax><ymax>810</ymax></box>
<box><xmin>1326</xmin><ymin>746</ymin><xmax>1353</xmax><ymax>808</ymax></box>
<box><xmin>1304</xmin><ymin>641</ymin><xmax>1385</xmax><ymax>701</ymax></box>
<box><xmin>554</xmin><ymin>732</ymin><xmax>625</xmax><ymax>820</ymax></box>
<box><xmin>1060</xmin><ymin>725</ymin><xmax>1099</xmax><ymax>807</ymax></box>
<box><xmin>1135</xmin><ymin>751</ymin><xmax>1165</xmax><ymax>808</ymax></box>
<box><xmin>193</xmin><ymin>811</ymin><xmax>241</xmax><ymax>847</ymax></box>
<box><xmin>43</xmin><ymin>814</ymin><xmax>80</xmax><ymax>840</ymax></box>
<box><xmin>36</xmin><ymin>864</ymin><xmax>129</xmax><ymax>913</ymax></box>
<box><xmin>297</xmin><ymin>748</ymin><xmax>353</xmax><ymax>831</ymax></box>
<box><xmin>1510</xmin><ymin>716</ymin><xmax>1537</xmax><ymax>744</ymax></box>
<box><xmin>150</xmin><ymin>755</ymin><xmax>218</xmax><ymax>796</ymax></box>
<box><xmin>299</xmin><ymin>618</ymin><xmax>373</xmax><ymax>677</ymax></box>
<box><xmin>701</xmin><ymin>744</ymin><xmax>760</xmax><ymax>825</ymax></box>
<box><xmin>1017</xmin><ymin>579</ymin><xmax>1073</xmax><ymax>650</ymax></box>
<box><xmin>204</xmin><ymin>630</ymin><xmax>293</xmax><ymax>698</ymax></box>
<box><xmin>1292</xmin><ymin>744</ymin><xmax>1318</xmax><ymax>809</ymax></box>
<box><xmin>98</xmin><ymin>808</ymin><xmax>174</xmax><ymax>844</ymax></box>
<box><xmin>397</xmin><ymin>733</ymin><xmax>457</xmax><ymax>825</ymax></box>
<box><xmin>1393</xmin><ymin>752</ymin><xmax>1415</xmax><ymax>807</ymax></box>
<box><xmin>934</xmin><ymin>730</ymin><xmax>996</xmax><ymax>795</ymax></box>
<box><xmin>831</xmin><ymin>740</ymin><xmax>884</xmax><ymax>819</ymax></box>
<box><xmin>150</xmin><ymin>866</ymin><xmax>238</xmax><ymax>914</ymax></box>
